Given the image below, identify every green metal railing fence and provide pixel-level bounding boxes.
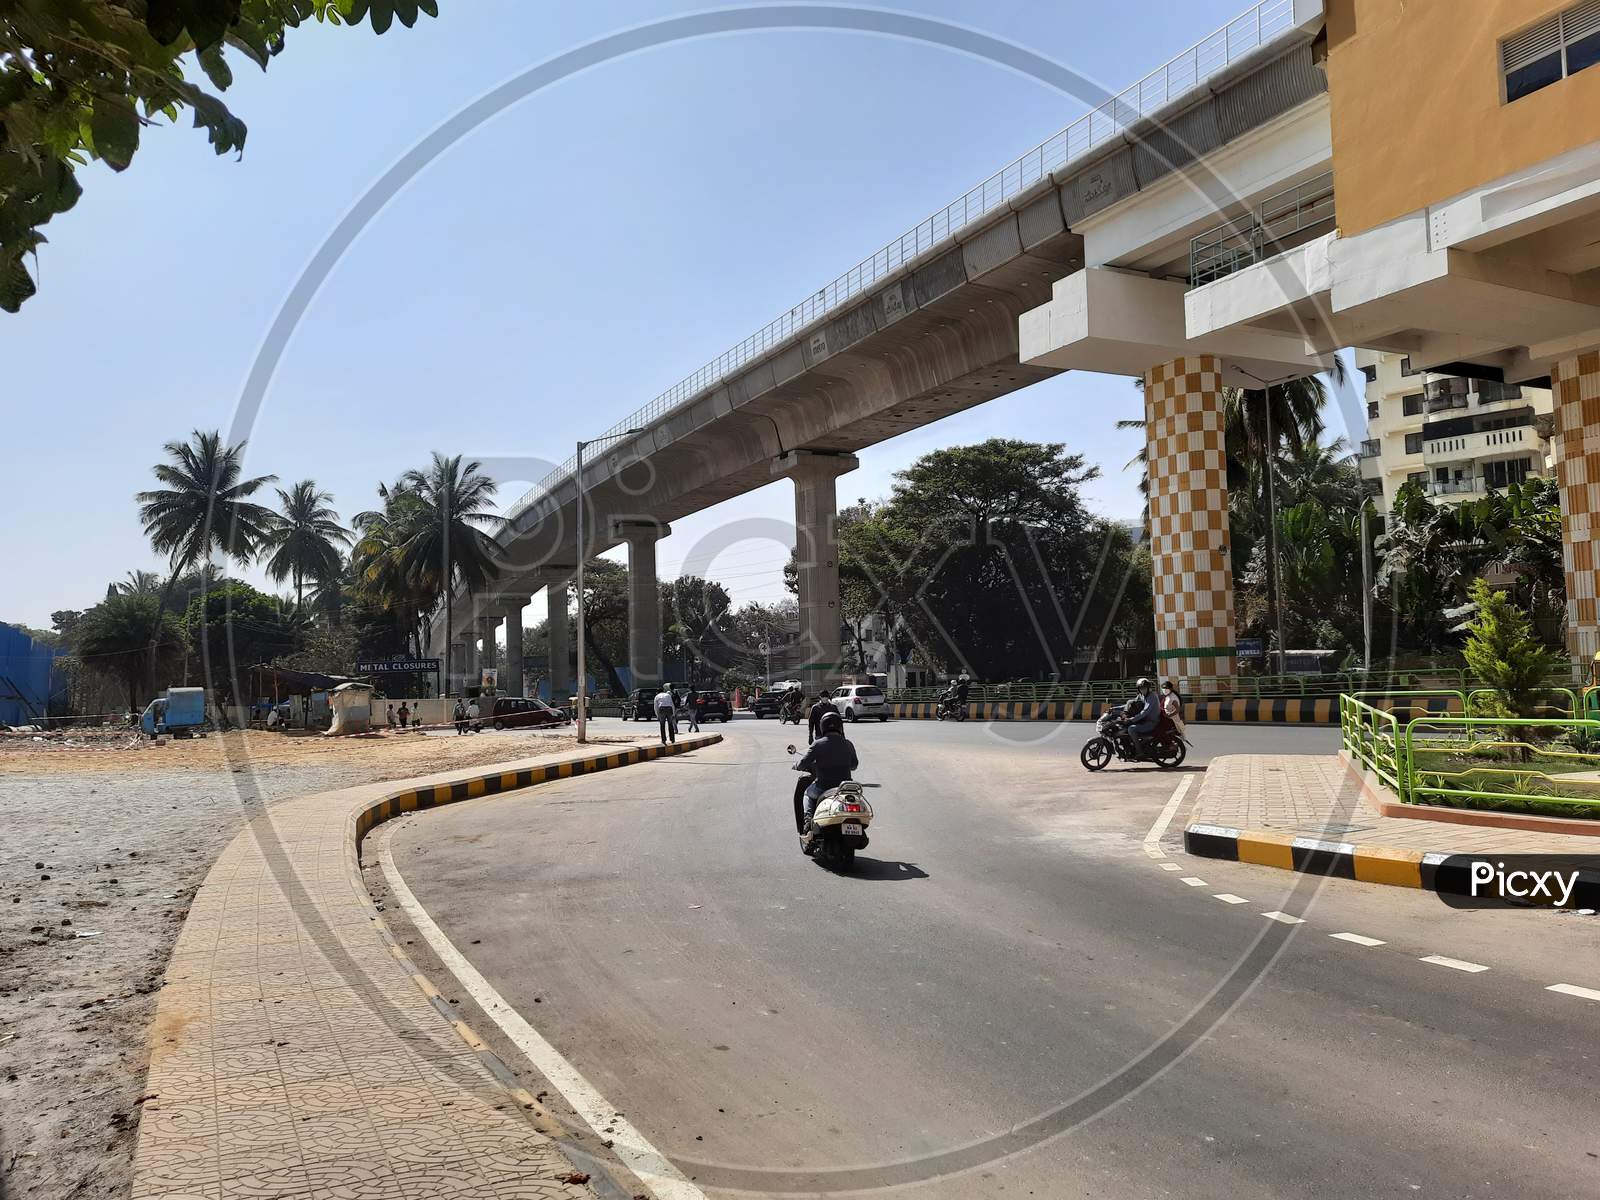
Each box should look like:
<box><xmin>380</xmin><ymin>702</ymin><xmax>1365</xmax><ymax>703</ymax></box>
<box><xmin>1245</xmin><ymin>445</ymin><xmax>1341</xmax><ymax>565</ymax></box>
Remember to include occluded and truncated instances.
<box><xmin>1339</xmin><ymin>694</ymin><xmax>1403</xmax><ymax>795</ymax></box>
<box><xmin>1402</xmin><ymin>715</ymin><xmax>1600</xmax><ymax>816</ymax></box>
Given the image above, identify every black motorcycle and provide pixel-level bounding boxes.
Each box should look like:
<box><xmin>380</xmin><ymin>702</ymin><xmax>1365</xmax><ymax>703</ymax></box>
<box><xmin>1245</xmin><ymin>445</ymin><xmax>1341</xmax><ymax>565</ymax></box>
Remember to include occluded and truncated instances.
<box><xmin>935</xmin><ymin>693</ymin><xmax>967</xmax><ymax>722</ymax></box>
<box><xmin>1080</xmin><ymin>710</ymin><xmax>1186</xmax><ymax>770</ymax></box>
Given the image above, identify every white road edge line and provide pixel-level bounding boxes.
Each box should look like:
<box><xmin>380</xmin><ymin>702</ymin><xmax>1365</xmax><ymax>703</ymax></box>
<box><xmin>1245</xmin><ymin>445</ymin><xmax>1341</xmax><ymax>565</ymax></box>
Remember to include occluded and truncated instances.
<box><xmin>1547</xmin><ymin>982</ymin><xmax>1600</xmax><ymax>1002</ymax></box>
<box><xmin>378</xmin><ymin>845</ymin><xmax>707</xmax><ymax>1200</ymax></box>
<box><xmin>1420</xmin><ymin>954</ymin><xmax>1489</xmax><ymax>973</ymax></box>
<box><xmin>1329</xmin><ymin>932</ymin><xmax>1385</xmax><ymax>947</ymax></box>
<box><xmin>1213</xmin><ymin>894</ymin><xmax>1250</xmax><ymax>905</ymax></box>
<box><xmin>1143</xmin><ymin>775</ymin><xmax>1195</xmax><ymax>859</ymax></box>
<box><xmin>1261</xmin><ymin>911</ymin><xmax>1304</xmax><ymax>925</ymax></box>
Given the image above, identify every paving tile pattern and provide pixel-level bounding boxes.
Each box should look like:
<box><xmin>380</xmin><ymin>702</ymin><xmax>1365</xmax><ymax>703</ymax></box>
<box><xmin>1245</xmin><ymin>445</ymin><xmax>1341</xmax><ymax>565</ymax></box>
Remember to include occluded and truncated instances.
<box><xmin>1192</xmin><ymin>753</ymin><xmax>1595</xmax><ymax>854</ymax></box>
<box><xmin>129</xmin><ymin>739</ymin><xmax>695</xmax><ymax>1200</ymax></box>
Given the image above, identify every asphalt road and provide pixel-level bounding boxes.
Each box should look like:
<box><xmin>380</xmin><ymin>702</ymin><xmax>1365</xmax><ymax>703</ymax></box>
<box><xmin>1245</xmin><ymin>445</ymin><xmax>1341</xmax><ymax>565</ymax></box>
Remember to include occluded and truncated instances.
<box><xmin>382</xmin><ymin>718</ymin><xmax>1600</xmax><ymax>1199</ymax></box>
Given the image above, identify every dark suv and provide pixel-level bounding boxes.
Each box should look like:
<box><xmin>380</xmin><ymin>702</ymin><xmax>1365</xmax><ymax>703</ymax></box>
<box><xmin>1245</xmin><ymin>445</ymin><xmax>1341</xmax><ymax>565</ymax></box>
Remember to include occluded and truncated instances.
<box><xmin>688</xmin><ymin>690</ymin><xmax>732</xmax><ymax>722</ymax></box>
<box><xmin>625</xmin><ymin>688</ymin><xmax>658</xmax><ymax>721</ymax></box>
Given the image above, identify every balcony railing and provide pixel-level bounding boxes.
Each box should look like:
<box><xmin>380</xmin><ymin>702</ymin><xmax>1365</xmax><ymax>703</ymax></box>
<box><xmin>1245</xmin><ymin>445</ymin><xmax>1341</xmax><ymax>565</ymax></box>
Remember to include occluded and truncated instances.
<box><xmin>1189</xmin><ymin>170</ymin><xmax>1335</xmax><ymax>286</ymax></box>
<box><xmin>1359</xmin><ymin>438</ymin><xmax>1381</xmax><ymax>458</ymax></box>
<box><xmin>1423</xmin><ymin>424</ymin><xmax>1538</xmax><ymax>463</ymax></box>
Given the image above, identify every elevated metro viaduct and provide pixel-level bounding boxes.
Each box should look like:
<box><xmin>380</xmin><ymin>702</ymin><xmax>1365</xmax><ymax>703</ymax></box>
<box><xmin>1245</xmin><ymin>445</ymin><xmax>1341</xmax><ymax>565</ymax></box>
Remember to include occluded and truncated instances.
<box><xmin>434</xmin><ymin>0</ymin><xmax>1600</xmax><ymax>698</ymax></box>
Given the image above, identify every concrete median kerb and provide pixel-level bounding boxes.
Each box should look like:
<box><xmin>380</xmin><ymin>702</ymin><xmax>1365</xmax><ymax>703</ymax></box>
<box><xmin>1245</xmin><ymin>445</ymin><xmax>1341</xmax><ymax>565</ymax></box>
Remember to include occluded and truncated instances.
<box><xmin>1183</xmin><ymin>753</ymin><xmax>1600</xmax><ymax>895</ymax></box>
<box><xmin>130</xmin><ymin>731</ymin><xmax>721</xmax><ymax>1200</ymax></box>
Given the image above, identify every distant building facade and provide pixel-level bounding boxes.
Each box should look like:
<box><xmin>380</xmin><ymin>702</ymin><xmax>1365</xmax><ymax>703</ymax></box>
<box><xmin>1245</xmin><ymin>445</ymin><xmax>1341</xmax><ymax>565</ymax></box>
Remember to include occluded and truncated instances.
<box><xmin>1357</xmin><ymin>350</ymin><xmax>1555</xmax><ymax>511</ymax></box>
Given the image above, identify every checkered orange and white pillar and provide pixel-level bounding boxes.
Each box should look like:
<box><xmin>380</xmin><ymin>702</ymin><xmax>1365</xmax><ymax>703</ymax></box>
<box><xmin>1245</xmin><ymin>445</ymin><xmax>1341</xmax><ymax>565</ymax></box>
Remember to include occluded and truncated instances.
<box><xmin>1144</xmin><ymin>355</ymin><xmax>1236</xmax><ymax>691</ymax></box>
<box><xmin>1553</xmin><ymin>352</ymin><xmax>1600</xmax><ymax>660</ymax></box>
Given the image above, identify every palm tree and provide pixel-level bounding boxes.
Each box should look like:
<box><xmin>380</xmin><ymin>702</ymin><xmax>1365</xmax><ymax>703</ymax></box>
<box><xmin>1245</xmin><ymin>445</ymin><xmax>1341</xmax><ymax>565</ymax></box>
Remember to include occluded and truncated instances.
<box><xmin>76</xmin><ymin>593</ymin><xmax>184</xmax><ymax>714</ymax></box>
<box><xmin>261</xmin><ymin>481</ymin><xmax>351</xmax><ymax>611</ymax></box>
<box><xmin>353</xmin><ymin>456</ymin><xmax>505</xmax><ymax>670</ymax></box>
<box><xmin>106</xmin><ymin>569</ymin><xmax>162</xmax><ymax>600</ymax></box>
<box><xmin>136</xmin><ymin>429</ymin><xmax>278</xmax><ymax>679</ymax></box>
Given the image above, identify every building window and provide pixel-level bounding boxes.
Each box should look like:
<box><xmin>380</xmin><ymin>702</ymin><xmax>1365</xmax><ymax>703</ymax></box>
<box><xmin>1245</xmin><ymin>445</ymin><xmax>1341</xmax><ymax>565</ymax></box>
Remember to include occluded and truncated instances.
<box><xmin>1503</xmin><ymin>2</ymin><xmax>1600</xmax><ymax>103</ymax></box>
<box><xmin>1407</xmin><ymin>471</ymin><xmax>1427</xmax><ymax>486</ymax></box>
<box><xmin>1402</xmin><ymin>393</ymin><xmax>1423</xmax><ymax>416</ymax></box>
<box><xmin>1404</xmin><ymin>432</ymin><xmax>1424</xmax><ymax>454</ymax></box>
<box><xmin>1399</xmin><ymin>355</ymin><xmax>1421</xmax><ymax>376</ymax></box>
<box><xmin>1360</xmin><ymin>364</ymin><xmax>1378</xmax><ymax>383</ymax></box>
<box><xmin>1360</xmin><ymin>438</ymin><xmax>1380</xmax><ymax>458</ymax></box>
<box><xmin>1367</xmin><ymin>401</ymin><xmax>1379</xmax><ymax>420</ymax></box>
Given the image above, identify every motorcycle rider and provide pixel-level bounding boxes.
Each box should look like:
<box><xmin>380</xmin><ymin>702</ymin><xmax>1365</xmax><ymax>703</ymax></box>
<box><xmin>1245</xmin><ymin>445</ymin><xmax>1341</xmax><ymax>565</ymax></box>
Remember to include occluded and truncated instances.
<box><xmin>794</xmin><ymin>709</ymin><xmax>859</xmax><ymax>838</ymax></box>
<box><xmin>780</xmin><ymin>683</ymin><xmax>804</xmax><ymax>723</ymax></box>
<box><xmin>1124</xmin><ymin>677</ymin><xmax>1161</xmax><ymax>757</ymax></box>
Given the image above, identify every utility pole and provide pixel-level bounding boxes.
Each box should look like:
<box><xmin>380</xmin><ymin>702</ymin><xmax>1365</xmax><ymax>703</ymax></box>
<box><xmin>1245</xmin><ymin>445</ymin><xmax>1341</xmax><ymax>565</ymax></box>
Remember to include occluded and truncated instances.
<box><xmin>574</xmin><ymin>428</ymin><xmax>642</xmax><ymax>744</ymax></box>
<box><xmin>1360</xmin><ymin>501</ymin><xmax>1373</xmax><ymax>672</ymax></box>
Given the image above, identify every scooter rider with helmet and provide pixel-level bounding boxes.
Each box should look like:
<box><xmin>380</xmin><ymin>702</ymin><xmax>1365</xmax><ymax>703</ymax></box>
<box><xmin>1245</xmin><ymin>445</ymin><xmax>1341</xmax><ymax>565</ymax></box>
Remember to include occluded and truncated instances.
<box><xmin>794</xmin><ymin>709</ymin><xmax>859</xmax><ymax>837</ymax></box>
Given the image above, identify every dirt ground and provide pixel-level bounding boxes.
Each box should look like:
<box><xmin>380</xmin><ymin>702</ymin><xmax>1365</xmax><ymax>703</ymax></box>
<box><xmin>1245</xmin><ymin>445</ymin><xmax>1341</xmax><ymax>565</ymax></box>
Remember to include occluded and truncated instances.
<box><xmin>0</xmin><ymin>725</ymin><xmax>643</xmax><ymax>1200</ymax></box>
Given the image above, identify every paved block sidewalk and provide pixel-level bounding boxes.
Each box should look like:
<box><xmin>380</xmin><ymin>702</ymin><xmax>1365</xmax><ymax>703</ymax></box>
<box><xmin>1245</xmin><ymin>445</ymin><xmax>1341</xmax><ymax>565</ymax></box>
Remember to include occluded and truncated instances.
<box><xmin>1186</xmin><ymin>755</ymin><xmax>1597</xmax><ymax>887</ymax></box>
<box><xmin>132</xmin><ymin>733</ymin><xmax>717</xmax><ymax>1200</ymax></box>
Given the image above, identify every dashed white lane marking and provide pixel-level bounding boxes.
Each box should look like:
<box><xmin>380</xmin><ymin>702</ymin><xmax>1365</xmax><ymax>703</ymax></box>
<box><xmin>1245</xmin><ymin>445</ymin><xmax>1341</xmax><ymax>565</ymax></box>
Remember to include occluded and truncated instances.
<box><xmin>379</xmin><ymin>846</ymin><xmax>707</xmax><ymax>1200</ymax></box>
<box><xmin>1420</xmin><ymin>954</ymin><xmax>1489</xmax><ymax>974</ymax></box>
<box><xmin>1143</xmin><ymin>776</ymin><xmax>1194</xmax><ymax>859</ymax></box>
<box><xmin>1547</xmin><ymin>983</ymin><xmax>1600</xmax><ymax>1002</ymax></box>
<box><xmin>1180</xmin><ymin>877</ymin><xmax>1208</xmax><ymax>887</ymax></box>
<box><xmin>1262</xmin><ymin>911</ymin><xmax>1305</xmax><ymax>925</ymax></box>
<box><xmin>1330</xmin><ymin>932</ymin><xmax>1386</xmax><ymax>947</ymax></box>
<box><xmin>1214</xmin><ymin>894</ymin><xmax>1250</xmax><ymax>905</ymax></box>
<box><xmin>1159</xmin><ymin>862</ymin><xmax>1182</xmax><ymax>872</ymax></box>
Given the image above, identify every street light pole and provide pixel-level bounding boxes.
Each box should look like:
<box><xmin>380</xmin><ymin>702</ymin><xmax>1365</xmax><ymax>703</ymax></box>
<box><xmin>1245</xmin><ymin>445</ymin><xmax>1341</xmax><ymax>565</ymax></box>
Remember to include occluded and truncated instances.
<box><xmin>574</xmin><ymin>428</ymin><xmax>643</xmax><ymax>744</ymax></box>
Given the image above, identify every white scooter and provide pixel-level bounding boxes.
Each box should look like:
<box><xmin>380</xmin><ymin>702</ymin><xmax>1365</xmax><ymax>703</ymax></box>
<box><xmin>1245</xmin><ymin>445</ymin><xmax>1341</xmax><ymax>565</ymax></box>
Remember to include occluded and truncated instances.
<box><xmin>788</xmin><ymin>744</ymin><xmax>874</xmax><ymax>871</ymax></box>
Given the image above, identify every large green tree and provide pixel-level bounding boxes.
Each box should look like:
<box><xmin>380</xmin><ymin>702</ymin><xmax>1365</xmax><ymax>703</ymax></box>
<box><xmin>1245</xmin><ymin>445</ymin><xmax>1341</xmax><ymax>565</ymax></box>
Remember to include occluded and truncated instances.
<box><xmin>577</xmin><ymin>556</ymin><xmax>629</xmax><ymax>695</ymax></box>
<box><xmin>1</xmin><ymin>0</ymin><xmax>438</xmax><ymax>310</ymax></box>
<box><xmin>835</xmin><ymin>439</ymin><xmax>1150</xmax><ymax>680</ymax></box>
<box><xmin>180</xmin><ymin>581</ymin><xmax>306</xmax><ymax>698</ymax></box>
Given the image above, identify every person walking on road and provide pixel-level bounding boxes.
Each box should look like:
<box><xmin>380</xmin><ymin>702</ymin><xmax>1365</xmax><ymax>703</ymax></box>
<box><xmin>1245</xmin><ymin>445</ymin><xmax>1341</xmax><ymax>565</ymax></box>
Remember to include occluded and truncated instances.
<box><xmin>808</xmin><ymin>692</ymin><xmax>833</xmax><ymax>743</ymax></box>
<box><xmin>466</xmin><ymin>697</ymin><xmax>480</xmax><ymax>733</ymax></box>
<box><xmin>453</xmin><ymin>699</ymin><xmax>468</xmax><ymax>735</ymax></box>
<box><xmin>683</xmin><ymin>687</ymin><xmax>700</xmax><ymax>733</ymax></box>
<box><xmin>653</xmin><ymin>685</ymin><xmax>677</xmax><ymax>745</ymax></box>
<box><xmin>386</xmin><ymin>704</ymin><xmax>396</xmax><ymax>729</ymax></box>
<box><xmin>397</xmin><ymin>703</ymin><xmax>409</xmax><ymax>729</ymax></box>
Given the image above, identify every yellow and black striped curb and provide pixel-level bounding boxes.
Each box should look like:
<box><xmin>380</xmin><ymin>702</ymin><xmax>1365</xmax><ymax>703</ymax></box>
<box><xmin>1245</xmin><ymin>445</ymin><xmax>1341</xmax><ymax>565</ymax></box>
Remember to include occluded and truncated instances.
<box><xmin>1183</xmin><ymin>821</ymin><xmax>1455</xmax><ymax>891</ymax></box>
<box><xmin>352</xmin><ymin>733</ymin><xmax>722</xmax><ymax>848</ymax></box>
<box><xmin>889</xmin><ymin>698</ymin><xmax>1354</xmax><ymax>724</ymax></box>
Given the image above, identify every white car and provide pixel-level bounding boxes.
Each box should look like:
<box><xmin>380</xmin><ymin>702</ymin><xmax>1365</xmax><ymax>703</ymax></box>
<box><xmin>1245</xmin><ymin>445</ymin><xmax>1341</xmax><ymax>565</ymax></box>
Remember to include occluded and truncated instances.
<box><xmin>831</xmin><ymin>684</ymin><xmax>889</xmax><ymax>722</ymax></box>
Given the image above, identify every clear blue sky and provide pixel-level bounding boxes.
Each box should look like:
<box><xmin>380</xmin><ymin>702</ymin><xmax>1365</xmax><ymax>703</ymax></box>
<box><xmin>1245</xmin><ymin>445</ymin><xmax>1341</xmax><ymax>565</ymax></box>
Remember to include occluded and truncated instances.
<box><xmin>4</xmin><ymin>0</ymin><xmax>1360</xmax><ymax>631</ymax></box>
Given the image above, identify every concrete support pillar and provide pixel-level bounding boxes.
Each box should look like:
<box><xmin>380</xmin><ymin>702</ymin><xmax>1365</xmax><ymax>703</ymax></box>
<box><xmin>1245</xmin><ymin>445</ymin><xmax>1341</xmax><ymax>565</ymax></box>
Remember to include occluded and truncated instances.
<box><xmin>1143</xmin><ymin>355</ymin><xmax>1236</xmax><ymax>691</ymax></box>
<box><xmin>545</xmin><ymin>578</ymin><xmax>572</xmax><ymax>699</ymax></box>
<box><xmin>611</xmin><ymin>520</ymin><xmax>670</xmax><ymax>691</ymax></box>
<box><xmin>459</xmin><ymin>622</ymin><xmax>479</xmax><ymax>695</ymax></box>
<box><xmin>502</xmin><ymin>600</ymin><xmax>526</xmax><ymax>697</ymax></box>
<box><xmin>476</xmin><ymin>614</ymin><xmax>498</xmax><ymax>692</ymax></box>
<box><xmin>1553</xmin><ymin>351</ymin><xmax>1600</xmax><ymax>660</ymax></box>
<box><xmin>773</xmin><ymin>450</ymin><xmax>859</xmax><ymax>691</ymax></box>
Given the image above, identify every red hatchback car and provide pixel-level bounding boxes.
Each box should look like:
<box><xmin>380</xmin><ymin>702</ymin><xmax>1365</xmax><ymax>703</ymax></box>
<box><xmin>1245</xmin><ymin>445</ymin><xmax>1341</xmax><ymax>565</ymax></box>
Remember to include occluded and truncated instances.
<box><xmin>482</xmin><ymin>696</ymin><xmax>567</xmax><ymax>730</ymax></box>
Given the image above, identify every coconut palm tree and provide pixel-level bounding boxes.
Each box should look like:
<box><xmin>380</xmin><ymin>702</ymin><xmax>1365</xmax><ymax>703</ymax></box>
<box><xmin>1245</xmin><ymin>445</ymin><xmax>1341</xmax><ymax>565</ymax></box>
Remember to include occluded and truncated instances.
<box><xmin>353</xmin><ymin>480</ymin><xmax>436</xmax><ymax>655</ymax></box>
<box><xmin>261</xmin><ymin>480</ymin><xmax>351</xmax><ymax>612</ymax></box>
<box><xmin>106</xmin><ymin>569</ymin><xmax>162</xmax><ymax>599</ymax></box>
<box><xmin>136</xmin><ymin>430</ymin><xmax>278</xmax><ymax>676</ymax></box>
